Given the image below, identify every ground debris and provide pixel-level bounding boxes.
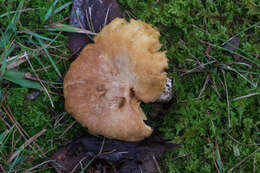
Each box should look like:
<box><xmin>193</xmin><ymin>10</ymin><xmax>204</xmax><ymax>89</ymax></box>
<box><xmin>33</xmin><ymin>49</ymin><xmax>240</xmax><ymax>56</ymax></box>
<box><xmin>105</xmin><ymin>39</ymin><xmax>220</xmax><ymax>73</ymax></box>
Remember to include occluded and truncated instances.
<box><xmin>223</xmin><ymin>36</ymin><xmax>240</xmax><ymax>53</ymax></box>
<box><xmin>68</xmin><ymin>0</ymin><xmax>122</xmax><ymax>59</ymax></box>
<box><xmin>50</xmin><ymin>134</ymin><xmax>177</xmax><ymax>173</ymax></box>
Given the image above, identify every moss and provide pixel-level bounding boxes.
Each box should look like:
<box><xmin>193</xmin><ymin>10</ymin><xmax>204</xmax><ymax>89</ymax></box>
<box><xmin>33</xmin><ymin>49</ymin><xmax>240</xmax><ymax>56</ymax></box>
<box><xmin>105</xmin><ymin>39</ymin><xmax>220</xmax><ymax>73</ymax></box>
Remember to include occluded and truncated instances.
<box><xmin>1</xmin><ymin>0</ymin><xmax>260</xmax><ymax>172</ymax></box>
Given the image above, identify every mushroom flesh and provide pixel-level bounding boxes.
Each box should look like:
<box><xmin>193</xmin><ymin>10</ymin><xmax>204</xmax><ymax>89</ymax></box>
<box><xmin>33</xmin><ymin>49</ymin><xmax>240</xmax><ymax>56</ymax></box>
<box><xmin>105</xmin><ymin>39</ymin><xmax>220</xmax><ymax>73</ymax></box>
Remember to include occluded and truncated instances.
<box><xmin>63</xmin><ymin>18</ymin><xmax>168</xmax><ymax>141</ymax></box>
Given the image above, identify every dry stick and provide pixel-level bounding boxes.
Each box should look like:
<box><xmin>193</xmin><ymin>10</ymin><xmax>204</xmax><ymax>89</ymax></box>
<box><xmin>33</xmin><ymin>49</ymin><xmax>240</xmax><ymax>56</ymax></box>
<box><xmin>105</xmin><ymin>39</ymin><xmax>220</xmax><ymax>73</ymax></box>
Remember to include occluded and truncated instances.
<box><xmin>227</xmin><ymin>147</ymin><xmax>260</xmax><ymax>172</ymax></box>
<box><xmin>5</xmin><ymin>104</ymin><xmax>43</xmax><ymax>153</ymax></box>
<box><xmin>0</xmin><ymin>164</ymin><xmax>7</xmax><ymax>173</ymax></box>
<box><xmin>214</xmin><ymin>160</ymin><xmax>222</xmax><ymax>173</ymax></box>
<box><xmin>88</xmin><ymin>7</ymin><xmax>95</xmax><ymax>33</ymax></box>
<box><xmin>85</xmin><ymin>7</ymin><xmax>95</xmax><ymax>41</ymax></box>
<box><xmin>197</xmin><ymin>74</ymin><xmax>210</xmax><ymax>98</ymax></box>
<box><xmin>233</xmin><ymin>92</ymin><xmax>260</xmax><ymax>101</ymax></box>
<box><xmin>2</xmin><ymin>105</ymin><xmax>41</xmax><ymax>156</ymax></box>
<box><xmin>34</xmin><ymin>58</ymin><xmax>63</xmax><ymax>72</ymax></box>
<box><xmin>6</xmin><ymin>52</ymin><xmax>27</xmax><ymax>62</ymax></box>
<box><xmin>207</xmin><ymin>137</ymin><xmax>221</xmax><ymax>173</ymax></box>
<box><xmin>49</xmin><ymin>52</ymin><xmax>69</xmax><ymax>61</ymax></box>
<box><xmin>253</xmin><ymin>154</ymin><xmax>256</xmax><ymax>173</ymax></box>
<box><xmin>226</xmin><ymin>133</ymin><xmax>259</xmax><ymax>146</ymax></box>
<box><xmin>138</xmin><ymin>165</ymin><xmax>143</xmax><ymax>173</ymax></box>
<box><xmin>11</xmin><ymin>128</ymin><xmax>16</xmax><ymax>154</ymax></box>
<box><xmin>222</xmin><ymin>70</ymin><xmax>231</xmax><ymax>128</ymax></box>
<box><xmin>71</xmin><ymin>157</ymin><xmax>88</xmax><ymax>173</ymax></box>
<box><xmin>7</xmin><ymin>58</ymin><xmax>26</xmax><ymax>69</ymax></box>
<box><xmin>172</xmin><ymin>154</ymin><xmax>188</xmax><ymax>161</ymax></box>
<box><xmin>24</xmin><ymin>160</ymin><xmax>55</xmax><ymax>173</ymax></box>
<box><xmin>104</xmin><ymin>3</ymin><xmax>112</xmax><ymax>26</ymax></box>
<box><xmin>24</xmin><ymin>73</ymin><xmax>59</xmax><ymax>89</ymax></box>
<box><xmin>180</xmin><ymin>60</ymin><xmax>216</xmax><ymax>76</ymax></box>
<box><xmin>59</xmin><ymin>121</ymin><xmax>76</xmax><ymax>138</ymax></box>
<box><xmin>0</xmin><ymin>112</ymin><xmax>11</xmax><ymax>128</ymax></box>
<box><xmin>4</xmin><ymin>103</ymin><xmax>45</xmax><ymax>156</ymax></box>
<box><xmin>7</xmin><ymin>31</ymin><xmax>61</xmax><ymax>70</ymax></box>
<box><xmin>215</xmin><ymin>139</ymin><xmax>225</xmax><ymax>172</ymax></box>
<box><xmin>152</xmin><ymin>155</ymin><xmax>162</xmax><ymax>173</ymax></box>
<box><xmin>7</xmin><ymin>129</ymin><xmax>46</xmax><ymax>163</ymax></box>
<box><xmin>71</xmin><ymin>138</ymin><xmax>106</xmax><ymax>173</ymax></box>
<box><xmin>25</xmin><ymin>53</ymin><xmax>54</xmax><ymax>107</ymax></box>
<box><xmin>211</xmin><ymin>76</ymin><xmax>221</xmax><ymax>98</ymax></box>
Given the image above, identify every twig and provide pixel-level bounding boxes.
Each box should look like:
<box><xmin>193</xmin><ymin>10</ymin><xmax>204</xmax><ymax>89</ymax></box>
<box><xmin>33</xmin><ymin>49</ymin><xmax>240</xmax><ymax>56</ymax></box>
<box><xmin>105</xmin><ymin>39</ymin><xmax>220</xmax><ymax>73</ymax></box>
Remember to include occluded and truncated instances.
<box><xmin>215</xmin><ymin>139</ymin><xmax>224</xmax><ymax>172</ymax></box>
<box><xmin>227</xmin><ymin>147</ymin><xmax>260</xmax><ymax>172</ymax></box>
<box><xmin>25</xmin><ymin>53</ymin><xmax>54</xmax><ymax>107</ymax></box>
<box><xmin>6</xmin><ymin>52</ymin><xmax>27</xmax><ymax>62</ymax></box>
<box><xmin>207</xmin><ymin>137</ymin><xmax>221</xmax><ymax>173</ymax></box>
<box><xmin>139</xmin><ymin>165</ymin><xmax>143</xmax><ymax>173</ymax></box>
<box><xmin>24</xmin><ymin>72</ymin><xmax>60</xmax><ymax>89</ymax></box>
<box><xmin>2</xmin><ymin>104</ymin><xmax>43</xmax><ymax>157</ymax></box>
<box><xmin>180</xmin><ymin>60</ymin><xmax>216</xmax><ymax>76</ymax></box>
<box><xmin>59</xmin><ymin>121</ymin><xmax>76</xmax><ymax>138</ymax></box>
<box><xmin>8</xmin><ymin>129</ymin><xmax>46</xmax><ymax>163</ymax></box>
<box><xmin>211</xmin><ymin>76</ymin><xmax>221</xmax><ymax>98</ymax></box>
<box><xmin>0</xmin><ymin>111</ymin><xmax>11</xmax><ymax>128</ymax></box>
<box><xmin>7</xmin><ymin>58</ymin><xmax>27</xmax><ymax>69</ymax></box>
<box><xmin>197</xmin><ymin>74</ymin><xmax>210</xmax><ymax>98</ymax></box>
<box><xmin>71</xmin><ymin>156</ymin><xmax>88</xmax><ymax>173</ymax></box>
<box><xmin>214</xmin><ymin>160</ymin><xmax>221</xmax><ymax>173</ymax></box>
<box><xmin>152</xmin><ymin>155</ymin><xmax>162</xmax><ymax>173</ymax></box>
<box><xmin>104</xmin><ymin>3</ymin><xmax>112</xmax><ymax>26</ymax></box>
<box><xmin>71</xmin><ymin>138</ymin><xmax>106</xmax><ymax>173</ymax></box>
<box><xmin>34</xmin><ymin>58</ymin><xmax>63</xmax><ymax>72</ymax></box>
<box><xmin>253</xmin><ymin>153</ymin><xmax>256</xmax><ymax>173</ymax></box>
<box><xmin>0</xmin><ymin>164</ymin><xmax>7</xmax><ymax>173</ymax></box>
<box><xmin>222</xmin><ymin>70</ymin><xmax>231</xmax><ymax>128</ymax></box>
<box><xmin>24</xmin><ymin>160</ymin><xmax>55</xmax><ymax>173</ymax></box>
<box><xmin>233</xmin><ymin>93</ymin><xmax>260</xmax><ymax>101</ymax></box>
<box><xmin>226</xmin><ymin>133</ymin><xmax>259</xmax><ymax>146</ymax></box>
<box><xmin>172</xmin><ymin>154</ymin><xmax>188</xmax><ymax>161</ymax></box>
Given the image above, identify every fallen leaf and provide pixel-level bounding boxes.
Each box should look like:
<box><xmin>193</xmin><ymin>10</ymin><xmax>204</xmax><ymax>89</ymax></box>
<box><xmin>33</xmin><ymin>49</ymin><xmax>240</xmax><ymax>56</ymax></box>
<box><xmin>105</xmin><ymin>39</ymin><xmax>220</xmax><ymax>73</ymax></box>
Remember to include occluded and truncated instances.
<box><xmin>223</xmin><ymin>37</ymin><xmax>240</xmax><ymax>53</ymax></box>
<box><xmin>68</xmin><ymin>0</ymin><xmax>122</xmax><ymax>59</ymax></box>
<box><xmin>50</xmin><ymin>134</ymin><xmax>177</xmax><ymax>173</ymax></box>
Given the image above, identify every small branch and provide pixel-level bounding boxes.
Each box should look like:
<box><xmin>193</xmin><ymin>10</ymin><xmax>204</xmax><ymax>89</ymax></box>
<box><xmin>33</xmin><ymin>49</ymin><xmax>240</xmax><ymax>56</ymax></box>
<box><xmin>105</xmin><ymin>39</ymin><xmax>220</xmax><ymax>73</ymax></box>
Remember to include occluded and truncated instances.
<box><xmin>227</xmin><ymin>147</ymin><xmax>260</xmax><ymax>172</ymax></box>
<box><xmin>59</xmin><ymin>121</ymin><xmax>76</xmax><ymax>138</ymax></box>
<box><xmin>222</xmin><ymin>70</ymin><xmax>231</xmax><ymax>128</ymax></box>
<box><xmin>8</xmin><ymin>129</ymin><xmax>46</xmax><ymax>163</ymax></box>
<box><xmin>197</xmin><ymin>74</ymin><xmax>210</xmax><ymax>98</ymax></box>
<box><xmin>233</xmin><ymin>93</ymin><xmax>260</xmax><ymax>101</ymax></box>
<box><xmin>25</xmin><ymin>160</ymin><xmax>55</xmax><ymax>172</ymax></box>
<box><xmin>253</xmin><ymin>153</ymin><xmax>256</xmax><ymax>173</ymax></box>
<box><xmin>152</xmin><ymin>155</ymin><xmax>162</xmax><ymax>173</ymax></box>
<box><xmin>0</xmin><ymin>164</ymin><xmax>7</xmax><ymax>173</ymax></box>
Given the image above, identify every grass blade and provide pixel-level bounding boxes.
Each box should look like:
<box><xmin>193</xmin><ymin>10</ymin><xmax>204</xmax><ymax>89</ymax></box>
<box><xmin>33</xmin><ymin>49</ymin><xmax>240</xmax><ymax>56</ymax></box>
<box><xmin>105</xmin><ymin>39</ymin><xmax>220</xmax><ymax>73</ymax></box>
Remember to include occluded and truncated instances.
<box><xmin>49</xmin><ymin>23</ymin><xmax>97</xmax><ymax>35</ymax></box>
<box><xmin>11</xmin><ymin>0</ymin><xmax>24</xmax><ymax>24</ymax></box>
<box><xmin>37</xmin><ymin>38</ymin><xmax>61</xmax><ymax>77</ymax></box>
<box><xmin>54</xmin><ymin>1</ymin><xmax>72</xmax><ymax>14</ymax></box>
<box><xmin>7</xmin><ymin>153</ymin><xmax>23</xmax><ymax>173</ymax></box>
<box><xmin>3</xmin><ymin>70</ymin><xmax>42</xmax><ymax>89</ymax></box>
<box><xmin>44</xmin><ymin>0</ymin><xmax>59</xmax><ymax>22</ymax></box>
<box><xmin>1</xmin><ymin>44</ymin><xmax>15</xmax><ymax>77</ymax></box>
<box><xmin>22</xmin><ymin>29</ymin><xmax>53</xmax><ymax>41</ymax></box>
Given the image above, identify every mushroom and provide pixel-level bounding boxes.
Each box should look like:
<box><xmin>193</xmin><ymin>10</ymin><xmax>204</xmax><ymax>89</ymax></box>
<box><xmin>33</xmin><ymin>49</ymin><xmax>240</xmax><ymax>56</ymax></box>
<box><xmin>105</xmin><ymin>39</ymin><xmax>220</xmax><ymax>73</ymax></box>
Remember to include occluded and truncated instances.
<box><xmin>63</xmin><ymin>18</ymin><xmax>168</xmax><ymax>141</ymax></box>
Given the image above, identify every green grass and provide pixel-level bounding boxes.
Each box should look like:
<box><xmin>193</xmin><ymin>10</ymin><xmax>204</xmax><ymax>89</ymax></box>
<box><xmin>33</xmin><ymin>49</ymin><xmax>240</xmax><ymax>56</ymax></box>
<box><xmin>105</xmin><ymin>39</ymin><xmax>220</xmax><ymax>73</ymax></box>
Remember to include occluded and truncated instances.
<box><xmin>0</xmin><ymin>0</ymin><xmax>260</xmax><ymax>172</ymax></box>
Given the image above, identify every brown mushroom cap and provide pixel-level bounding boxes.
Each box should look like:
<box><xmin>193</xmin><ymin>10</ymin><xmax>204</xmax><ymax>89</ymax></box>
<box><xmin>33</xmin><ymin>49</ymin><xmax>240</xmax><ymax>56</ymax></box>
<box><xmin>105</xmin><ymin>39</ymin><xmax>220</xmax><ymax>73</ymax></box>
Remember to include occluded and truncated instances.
<box><xmin>63</xmin><ymin>18</ymin><xmax>168</xmax><ymax>141</ymax></box>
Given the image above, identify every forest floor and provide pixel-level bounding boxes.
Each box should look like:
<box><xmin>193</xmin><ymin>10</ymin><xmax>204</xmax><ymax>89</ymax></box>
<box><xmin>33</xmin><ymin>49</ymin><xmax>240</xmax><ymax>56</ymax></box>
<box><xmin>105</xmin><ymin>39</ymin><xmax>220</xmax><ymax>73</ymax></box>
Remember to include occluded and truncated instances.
<box><xmin>0</xmin><ymin>0</ymin><xmax>259</xmax><ymax>172</ymax></box>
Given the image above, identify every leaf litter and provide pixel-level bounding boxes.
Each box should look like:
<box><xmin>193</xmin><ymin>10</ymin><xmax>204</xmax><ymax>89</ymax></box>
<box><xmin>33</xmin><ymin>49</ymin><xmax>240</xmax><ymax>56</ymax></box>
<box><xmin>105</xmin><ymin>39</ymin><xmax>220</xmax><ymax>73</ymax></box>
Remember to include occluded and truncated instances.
<box><xmin>51</xmin><ymin>134</ymin><xmax>177</xmax><ymax>173</ymax></box>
